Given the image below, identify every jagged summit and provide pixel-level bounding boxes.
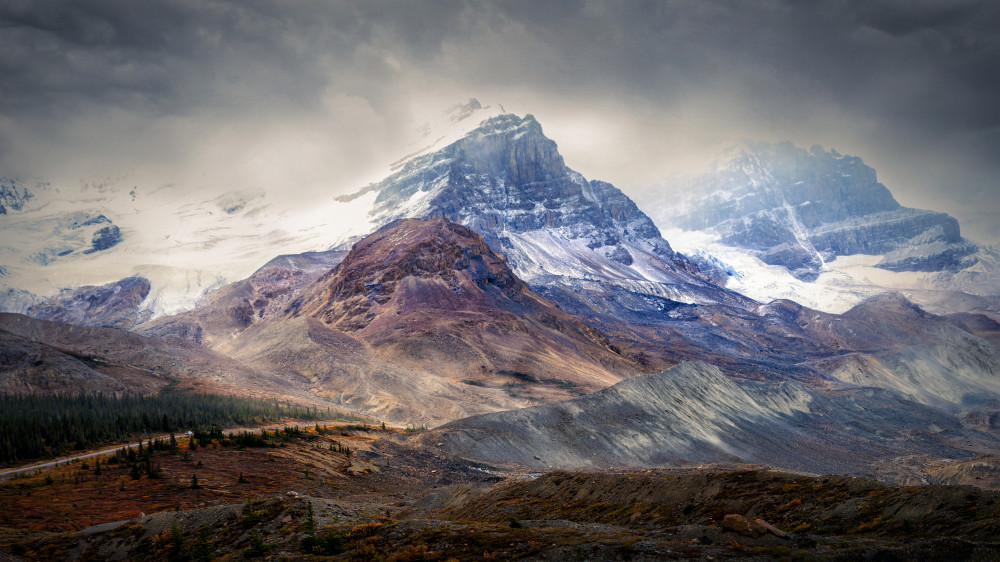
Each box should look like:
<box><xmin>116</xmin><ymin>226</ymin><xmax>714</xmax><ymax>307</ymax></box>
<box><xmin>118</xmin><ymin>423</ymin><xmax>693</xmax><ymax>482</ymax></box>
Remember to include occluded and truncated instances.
<box><xmin>338</xmin><ymin>110</ymin><xmax>740</xmax><ymax>323</ymax></box>
<box><xmin>367</xmin><ymin>111</ymin><xmax>662</xmax><ymax>246</ymax></box>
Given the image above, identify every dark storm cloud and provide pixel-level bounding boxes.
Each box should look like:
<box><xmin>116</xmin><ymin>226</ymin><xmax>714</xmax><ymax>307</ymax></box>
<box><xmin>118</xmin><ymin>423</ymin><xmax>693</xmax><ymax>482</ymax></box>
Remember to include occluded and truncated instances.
<box><xmin>0</xmin><ymin>0</ymin><xmax>997</xmax><ymax>215</ymax></box>
<box><xmin>477</xmin><ymin>1</ymin><xmax>1000</xmax><ymax>136</ymax></box>
<box><xmin>2</xmin><ymin>1</ymin><xmax>354</xmax><ymax>117</ymax></box>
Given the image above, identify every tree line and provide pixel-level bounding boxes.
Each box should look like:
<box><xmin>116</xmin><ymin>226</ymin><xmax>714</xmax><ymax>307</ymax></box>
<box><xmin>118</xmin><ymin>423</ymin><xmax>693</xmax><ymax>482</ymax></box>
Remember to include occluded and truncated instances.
<box><xmin>0</xmin><ymin>392</ymin><xmax>342</xmax><ymax>464</ymax></box>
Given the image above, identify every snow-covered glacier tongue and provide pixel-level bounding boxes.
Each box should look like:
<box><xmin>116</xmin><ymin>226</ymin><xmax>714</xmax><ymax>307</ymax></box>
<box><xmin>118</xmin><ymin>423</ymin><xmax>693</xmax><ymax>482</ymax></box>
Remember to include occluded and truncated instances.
<box><xmin>337</xmin><ymin>112</ymin><xmax>750</xmax><ymax>322</ymax></box>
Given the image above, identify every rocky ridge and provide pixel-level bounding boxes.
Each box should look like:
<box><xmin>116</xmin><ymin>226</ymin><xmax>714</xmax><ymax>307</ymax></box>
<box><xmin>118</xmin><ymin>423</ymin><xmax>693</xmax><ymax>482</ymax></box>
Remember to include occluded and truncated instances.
<box><xmin>27</xmin><ymin>275</ymin><xmax>152</xmax><ymax>329</ymax></box>
<box><xmin>418</xmin><ymin>361</ymin><xmax>1000</xmax><ymax>480</ymax></box>
<box><xmin>0</xmin><ymin>313</ymin><xmax>330</xmax><ymax>405</ymax></box>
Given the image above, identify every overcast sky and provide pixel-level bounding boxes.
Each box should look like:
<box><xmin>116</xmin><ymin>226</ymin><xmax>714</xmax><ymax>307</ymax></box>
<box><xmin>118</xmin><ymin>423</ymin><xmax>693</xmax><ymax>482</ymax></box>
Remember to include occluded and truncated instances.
<box><xmin>2</xmin><ymin>0</ymin><xmax>998</xmax><ymax>235</ymax></box>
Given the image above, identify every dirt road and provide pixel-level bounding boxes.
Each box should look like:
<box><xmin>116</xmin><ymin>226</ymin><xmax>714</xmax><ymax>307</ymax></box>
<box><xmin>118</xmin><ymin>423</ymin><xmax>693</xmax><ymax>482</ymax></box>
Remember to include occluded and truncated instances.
<box><xmin>0</xmin><ymin>419</ymin><xmax>359</xmax><ymax>481</ymax></box>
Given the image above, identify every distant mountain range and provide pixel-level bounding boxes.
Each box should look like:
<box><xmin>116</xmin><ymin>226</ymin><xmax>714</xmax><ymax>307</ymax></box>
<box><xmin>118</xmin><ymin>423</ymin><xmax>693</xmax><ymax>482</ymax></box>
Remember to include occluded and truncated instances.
<box><xmin>2</xmin><ymin>104</ymin><xmax>999</xmax><ymax>483</ymax></box>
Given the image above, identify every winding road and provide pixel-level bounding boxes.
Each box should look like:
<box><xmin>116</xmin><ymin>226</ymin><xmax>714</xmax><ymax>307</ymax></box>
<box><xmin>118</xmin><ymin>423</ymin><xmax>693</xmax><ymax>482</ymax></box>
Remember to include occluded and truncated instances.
<box><xmin>0</xmin><ymin>419</ymin><xmax>359</xmax><ymax>481</ymax></box>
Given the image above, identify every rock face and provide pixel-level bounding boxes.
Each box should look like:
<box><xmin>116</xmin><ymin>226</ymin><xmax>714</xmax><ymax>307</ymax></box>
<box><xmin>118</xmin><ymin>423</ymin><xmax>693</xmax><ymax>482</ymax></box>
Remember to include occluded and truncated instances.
<box><xmin>369</xmin><ymin>114</ymin><xmax>663</xmax><ymax>244</ymax></box>
<box><xmin>342</xmin><ymin>113</ymin><xmax>733</xmax><ymax>318</ymax></box>
<box><xmin>660</xmin><ymin>142</ymin><xmax>977</xmax><ymax>280</ymax></box>
<box><xmin>86</xmin><ymin>224</ymin><xmax>123</xmax><ymax>253</ymax></box>
<box><xmin>28</xmin><ymin>276</ymin><xmax>151</xmax><ymax>329</ymax></box>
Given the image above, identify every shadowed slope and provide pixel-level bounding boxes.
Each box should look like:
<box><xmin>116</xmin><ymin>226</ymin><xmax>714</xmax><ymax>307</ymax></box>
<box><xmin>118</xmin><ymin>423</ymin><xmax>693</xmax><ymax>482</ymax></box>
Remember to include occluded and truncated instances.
<box><xmin>0</xmin><ymin>313</ymin><xmax>329</xmax><ymax>405</ymax></box>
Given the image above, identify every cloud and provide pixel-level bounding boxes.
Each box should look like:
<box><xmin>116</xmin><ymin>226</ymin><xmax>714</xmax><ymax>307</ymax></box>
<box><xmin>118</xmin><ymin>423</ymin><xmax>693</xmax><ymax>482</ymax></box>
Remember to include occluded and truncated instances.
<box><xmin>0</xmin><ymin>0</ymin><xmax>997</xmax><ymax>221</ymax></box>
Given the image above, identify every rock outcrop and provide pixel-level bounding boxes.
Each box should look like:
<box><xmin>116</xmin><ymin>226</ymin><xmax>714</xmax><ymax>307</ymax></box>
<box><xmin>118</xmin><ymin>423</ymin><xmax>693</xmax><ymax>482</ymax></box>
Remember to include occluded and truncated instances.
<box><xmin>28</xmin><ymin>276</ymin><xmax>151</xmax><ymax>329</ymax></box>
<box><xmin>0</xmin><ymin>178</ymin><xmax>33</xmax><ymax>215</ymax></box>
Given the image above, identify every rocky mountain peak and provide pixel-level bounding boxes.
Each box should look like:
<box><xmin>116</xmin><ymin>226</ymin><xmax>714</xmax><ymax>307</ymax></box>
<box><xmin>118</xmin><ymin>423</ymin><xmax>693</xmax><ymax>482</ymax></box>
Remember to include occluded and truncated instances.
<box><xmin>653</xmin><ymin>141</ymin><xmax>974</xmax><ymax>281</ymax></box>
<box><xmin>363</xmin><ymin>111</ymin><xmax>668</xmax><ymax>250</ymax></box>
<box><xmin>287</xmin><ymin>217</ymin><xmax>527</xmax><ymax>331</ymax></box>
<box><xmin>453</xmin><ymin>113</ymin><xmax>566</xmax><ymax>187</ymax></box>
<box><xmin>331</xmin><ymin>109</ymin><xmax>744</xmax><ymax>325</ymax></box>
<box><xmin>695</xmin><ymin>141</ymin><xmax>902</xmax><ymax>231</ymax></box>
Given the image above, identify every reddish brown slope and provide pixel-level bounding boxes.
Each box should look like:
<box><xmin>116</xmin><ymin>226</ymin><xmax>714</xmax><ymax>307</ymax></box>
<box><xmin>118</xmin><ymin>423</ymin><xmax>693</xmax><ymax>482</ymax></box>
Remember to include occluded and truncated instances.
<box><xmin>285</xmin><ymin>218</ymin><xmax>643</xmax><ymax>397</ymax></box>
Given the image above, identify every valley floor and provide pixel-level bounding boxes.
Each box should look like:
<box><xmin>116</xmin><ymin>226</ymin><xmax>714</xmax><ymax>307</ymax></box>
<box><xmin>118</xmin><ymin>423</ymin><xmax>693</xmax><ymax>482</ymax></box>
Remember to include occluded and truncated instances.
<box><xmin>1</xmin><ymin>425</ymin><xmax>999</xmax><ymax>561</ymax></box>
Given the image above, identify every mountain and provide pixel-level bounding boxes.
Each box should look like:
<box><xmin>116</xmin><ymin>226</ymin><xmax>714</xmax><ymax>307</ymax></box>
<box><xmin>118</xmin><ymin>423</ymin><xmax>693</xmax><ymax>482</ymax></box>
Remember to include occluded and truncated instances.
<box><xmin>795</xmin><ymin>293</ymin><xmax>1000</xmax><ymax>412</ymax></box>
<box><xmin>143</xmin><ymin>218</ymin><xmax>647</xmax><ymax>425</ymax></box>
<box><xmin>3</xmin><ymin>107</ymin><xmax>999</xmax><ymax>486</ymax></box>
<box><xmin>285</xmin><ymin>217</ymin><xmax>640</xmax><ymax>386</ymax></box>
<box><xmin>27</xmin><ymin>275</ymin><xmax>152</xmax><ymax>329</ymax></box>
<box><xmin>141</xmin><ymin>110</ymin><xmax>999</xmax><ymax>413</ymax></box>
<box><xmin>330</xmin><ymin>112</ymin><xmax>860</xmax><ymax>374</ymax></box>
<box><xmin>338</xmin><ymin>113</ymin><xmax>740</xmax><ymax>318</ymax></box>
<box><xmin>416</xmin><ymin>361</ymin><xmax>1000</xmax><ymax>481</ymax></box>
<box><xmin>659</xmin><ymin>142</ymin><xmax>979</xmax><ymax>280</ymax></box>
<box><xmin>639</xmin><ymin>141</ymin><xmax>999</xmax><ymax>314</ymax></box>
<box><xmin>0</xmin><ymin>101</ymin><xmax>510</xmax><ymax>321</ymax></box>
<box><xmin>138</xmin><ymin>248</ymin><xmax>349</xmax><ymax>347</ymax></box>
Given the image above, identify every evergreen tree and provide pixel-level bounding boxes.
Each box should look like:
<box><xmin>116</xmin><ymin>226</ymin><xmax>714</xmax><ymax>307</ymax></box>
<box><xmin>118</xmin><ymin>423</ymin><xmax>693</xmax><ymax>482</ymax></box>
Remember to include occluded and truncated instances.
<box><xmin>169</xmin><ymin>519</ymin><xmax>184</xmax><ymax>561</ymax></box>
<box><xmin>0</xmin><ymin>392</ymin><xmax>356</xmax><ymax>463</ymax></box>
<box><xmin>194</xmin><ymin>525</ymin><xmax>212</xmax><ymax>562</ymax></box>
